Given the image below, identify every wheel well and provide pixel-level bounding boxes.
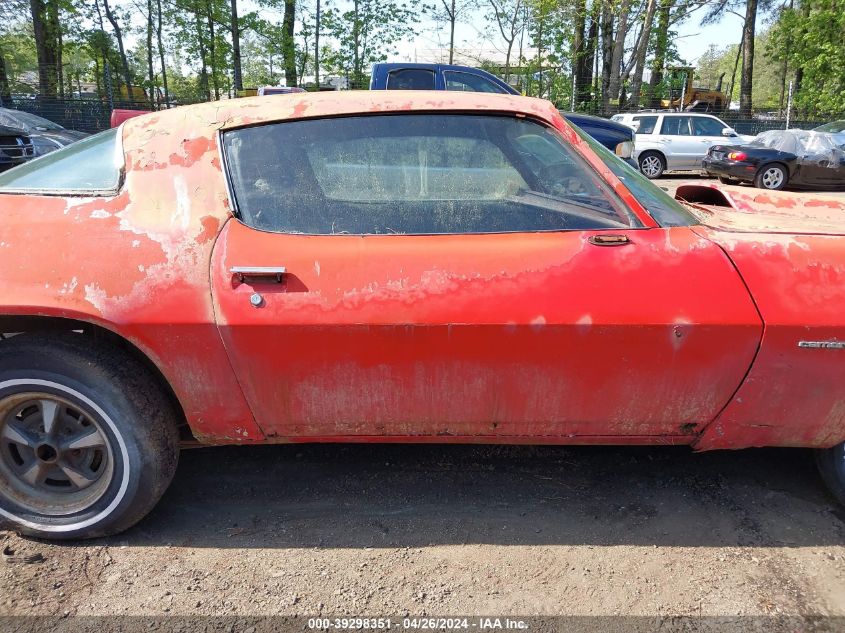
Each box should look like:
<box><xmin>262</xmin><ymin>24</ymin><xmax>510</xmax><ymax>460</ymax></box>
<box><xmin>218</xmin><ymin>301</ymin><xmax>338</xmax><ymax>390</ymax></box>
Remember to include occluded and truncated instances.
<box><xmin>0</xmin><ymin>315</ymin><xmax>194</xmax><ymax>442</ymax></box>
<box><xmin>639</xmin><ymin>150</ymin><xmax>666</xmax><ymax>164</ymax></box>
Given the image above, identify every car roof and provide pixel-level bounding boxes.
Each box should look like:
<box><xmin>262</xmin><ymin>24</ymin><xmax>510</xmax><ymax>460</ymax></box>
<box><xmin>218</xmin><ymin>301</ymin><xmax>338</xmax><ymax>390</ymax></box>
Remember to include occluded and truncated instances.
<box><xmin>617</xmin><ymin>111</ymin><xmax>721</xmax><ymax>118</ymax></box>
<box><xmin>121</xmin><ymin>91</ymin><xmax>562</xmax><ymax>150</ymax></box>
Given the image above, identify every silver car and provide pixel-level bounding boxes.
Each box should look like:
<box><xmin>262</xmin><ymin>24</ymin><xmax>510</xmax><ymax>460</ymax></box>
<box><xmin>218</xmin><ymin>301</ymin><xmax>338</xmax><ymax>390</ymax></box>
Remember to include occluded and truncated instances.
<box><xmin>611</xmin><ymin>112</ymin><xmax>755</xmax><ymax>179</ymax></box>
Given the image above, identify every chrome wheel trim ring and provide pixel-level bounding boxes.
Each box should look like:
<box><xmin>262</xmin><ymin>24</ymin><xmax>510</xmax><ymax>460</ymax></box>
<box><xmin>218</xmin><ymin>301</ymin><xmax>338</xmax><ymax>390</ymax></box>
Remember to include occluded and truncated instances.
<box><xmin>0</xmin><ymin>392</ymin><xmax>114</xmax><ymax>516</ymax></box>
<box><xmin>0</xmin><ymin>380</ymin><xmax>130</xmax><ymax>532</ymax></box>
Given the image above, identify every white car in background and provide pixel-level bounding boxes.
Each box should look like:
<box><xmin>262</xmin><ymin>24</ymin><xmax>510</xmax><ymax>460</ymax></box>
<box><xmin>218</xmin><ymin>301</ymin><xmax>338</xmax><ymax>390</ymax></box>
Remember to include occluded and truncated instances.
<box><xmin>611</xmin><ymin>112</ymin><xmax>756</xmax><ymax>179</ymax></box>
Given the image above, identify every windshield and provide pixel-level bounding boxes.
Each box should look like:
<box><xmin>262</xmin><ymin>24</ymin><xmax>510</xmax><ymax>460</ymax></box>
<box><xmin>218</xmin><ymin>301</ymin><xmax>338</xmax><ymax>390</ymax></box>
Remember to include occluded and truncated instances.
<box><xmin>570</xmin><ymin>126</ymin><xmax>697</xmax><ymax>227</ymax></box>
<box><xmin>815</xmin><ymin>121</ymin><xmax>845</xmax><ymax>134</ymax></box>
<box><xmin>0</xmin><ymin>109</ymin><xmax>65</xmax><ymax>132</ymax></box>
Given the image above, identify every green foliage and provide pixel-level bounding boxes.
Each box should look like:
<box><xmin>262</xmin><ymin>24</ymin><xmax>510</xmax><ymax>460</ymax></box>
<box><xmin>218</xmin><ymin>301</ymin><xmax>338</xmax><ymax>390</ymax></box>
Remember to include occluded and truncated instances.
<box><xmin>767</xmin><ymin>0</ymin><xmax>845</xmax><ymax>116</ymax></box>
<box><xmin>322</xmin><ymin>0</ymin><xmax>421</xmax><ymax>87</ymax></box>
<box><xmin>0</xmin><ymin>0</ymin><xmax>842</xmax><ymax>118</ymax></box>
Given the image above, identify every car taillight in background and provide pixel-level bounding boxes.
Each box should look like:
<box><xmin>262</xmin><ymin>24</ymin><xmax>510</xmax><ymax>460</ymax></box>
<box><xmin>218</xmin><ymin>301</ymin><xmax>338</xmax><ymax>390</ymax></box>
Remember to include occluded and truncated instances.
<box><xmin>728</xmin><ymin>151</ymin><xmax>748</xmax><ymax>161</ymax></box>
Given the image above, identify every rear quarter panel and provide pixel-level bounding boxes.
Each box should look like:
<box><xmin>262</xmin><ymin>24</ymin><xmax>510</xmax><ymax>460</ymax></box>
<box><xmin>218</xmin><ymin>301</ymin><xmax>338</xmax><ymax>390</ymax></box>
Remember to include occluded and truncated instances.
<box><xmin>0</xmin><ymin>113</ymin><xmax>261</xmax><ymax>442</ymax></box>
<box><xmin>695</xmin><ymin>228</ymin><xmax>845</xmax><ymax>449</ymax></box>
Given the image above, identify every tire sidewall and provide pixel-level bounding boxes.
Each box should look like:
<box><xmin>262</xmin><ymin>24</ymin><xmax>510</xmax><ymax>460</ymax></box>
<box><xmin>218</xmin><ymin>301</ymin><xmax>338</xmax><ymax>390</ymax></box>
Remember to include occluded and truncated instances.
<box><xmin>0</xmin><ymin>352</ymin><xmax>155</xmax><ymax>538</ymax></box>
<box><xmin>817</xmin><ymin>441</ymin><xmax>845</xmax><ymax>506</ymax></box>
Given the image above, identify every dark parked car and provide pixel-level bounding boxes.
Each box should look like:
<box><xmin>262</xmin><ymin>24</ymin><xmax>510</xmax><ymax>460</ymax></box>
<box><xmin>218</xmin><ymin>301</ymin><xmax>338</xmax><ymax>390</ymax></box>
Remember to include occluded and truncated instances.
<box><xmin>703</xmin><ymin>129</ymin><xmax>845</xmax><ymax>190</ymax></box>
<box><xmin>0</xmin><ymin>125</ymin><xmax>34</xmax><ymax>172</ymax></box>
<box><xmin>0</xmin><ymin>108</ymin><xmax>88</xmax><ymax>156</ymax></box>
<box><xmin>562</xmin><ymin>111</ymin><xmax>636</xmax><ymax>167</ymax></box>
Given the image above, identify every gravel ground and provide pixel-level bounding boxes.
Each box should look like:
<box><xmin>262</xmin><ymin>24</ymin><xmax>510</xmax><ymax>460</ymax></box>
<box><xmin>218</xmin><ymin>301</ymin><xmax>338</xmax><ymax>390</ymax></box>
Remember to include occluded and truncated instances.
<box><xmin>2</xmin><ymin>443</ymin><xmax>844</xmax><ymax>628</ymax></box>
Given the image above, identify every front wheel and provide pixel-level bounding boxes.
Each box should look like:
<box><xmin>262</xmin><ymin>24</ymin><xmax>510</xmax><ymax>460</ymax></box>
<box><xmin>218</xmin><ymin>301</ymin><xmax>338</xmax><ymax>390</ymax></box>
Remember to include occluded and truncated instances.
<box><xmin>638</xmin><ymin>152</ymin><xmax>665</xmax><ymax>179</ymax></box>
<box><xmin>754</xmin><ymin>164</ymin><xmax>788</xmax><ymax>190</ymax></box>
<box><xmin>0</xmin><ymin>334</ymin><xmax>179</xmax><ymax>539</ymax></box>
<box><xmin>816</xmin><ymin>441</ymin><xmax>845</xmax><ymax>506</ymax></box>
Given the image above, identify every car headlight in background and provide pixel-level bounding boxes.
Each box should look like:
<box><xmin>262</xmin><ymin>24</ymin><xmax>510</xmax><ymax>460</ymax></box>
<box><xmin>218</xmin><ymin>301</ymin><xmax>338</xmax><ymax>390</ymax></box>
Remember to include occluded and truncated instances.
<box><xmin>615</xmin><ymin>140</ymin><xmax>635</xmax><ymax>159</ymax></box>
<box><xmin>32</xmin><ymin>136</ymin><xmax>63</xmax><ymax>156</ymax></box>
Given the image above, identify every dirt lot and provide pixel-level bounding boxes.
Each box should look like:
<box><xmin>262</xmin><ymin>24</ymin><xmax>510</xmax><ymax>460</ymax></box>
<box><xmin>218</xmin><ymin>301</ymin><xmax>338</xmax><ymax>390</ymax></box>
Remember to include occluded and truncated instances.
<box><xmin>2</xmin><ymin>443</ymin><xmax>844</xmax><ymax>627</ymax></box>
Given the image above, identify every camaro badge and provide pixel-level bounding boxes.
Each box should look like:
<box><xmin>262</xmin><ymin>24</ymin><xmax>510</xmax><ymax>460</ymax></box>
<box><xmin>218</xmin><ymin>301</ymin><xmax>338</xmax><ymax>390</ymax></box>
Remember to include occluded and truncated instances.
<box><xmin>798</xmin><ymin>341</ymin><xmax>845</xmax><ymax>349</ymax></box>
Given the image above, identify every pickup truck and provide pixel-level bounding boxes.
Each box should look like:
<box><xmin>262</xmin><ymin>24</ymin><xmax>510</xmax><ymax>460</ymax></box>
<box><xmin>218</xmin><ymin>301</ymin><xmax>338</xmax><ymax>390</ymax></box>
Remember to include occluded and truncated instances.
<box><xmin>370</xmin><ymin>63</ymin><xmax>636</xmax><ymax>163</ymax></box>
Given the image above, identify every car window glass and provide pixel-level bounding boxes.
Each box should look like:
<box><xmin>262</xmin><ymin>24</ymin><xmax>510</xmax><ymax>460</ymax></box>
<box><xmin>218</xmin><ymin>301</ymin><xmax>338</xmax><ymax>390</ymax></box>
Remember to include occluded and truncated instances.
<box><xmin>692</xmin><ymin>117</ymin><xmax>725</xmax><ymax>136</ymax></box>
<box><xmin>0</xmin><ymin>128</ymin><xmax>121</xmax><ymax>194</ymax></box>
<box><xmin>632</xmin><ymin>116</ymin><xmax>657</xmax><ymax>134</ymax></box>
<box><xmin>386</xmin><ymin>69</ymin><xmax>436</xmax><ymax>90</ymax></box>
<box><xmin>816</xmin><ymin>122</ymin><xmax>845</xmax><ymax>134</ymax></box>
<box><xmin>222</xmin><ymin>114</ymin><xmax>639</xmax><ymax>235</ymax></box>
<box><xmin>571</xmin><ymin>126</ymin><xmax>698</xmax><ymax>227</ymax></box>
<box><xmin>444</xmin><ymin>71</ymin><xmax>508</xmax><ymax>93</ymax></box>
<box><xmin>661</xmin><ymin>116</ymin><xmax>692</xmax><ymax>135</ymax></box>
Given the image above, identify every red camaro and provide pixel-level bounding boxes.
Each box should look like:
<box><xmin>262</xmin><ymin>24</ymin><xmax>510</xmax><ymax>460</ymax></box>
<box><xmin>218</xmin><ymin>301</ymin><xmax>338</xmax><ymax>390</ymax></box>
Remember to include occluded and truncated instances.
<box><xmin>1</xmin><ymin>92</ymin><xmax>844</xmax><ymax>539</ymax></box>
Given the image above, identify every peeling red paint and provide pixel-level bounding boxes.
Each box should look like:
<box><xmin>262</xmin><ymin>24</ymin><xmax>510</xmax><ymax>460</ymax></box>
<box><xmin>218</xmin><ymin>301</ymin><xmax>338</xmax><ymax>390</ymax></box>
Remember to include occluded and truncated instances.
<box><xmin>170</xmin><ymin>136</ymin><xmax>216</xmax><ymax>167</ymax></box>
<box><xmin>197</xmin><ymin>215</ymin><xmax>220</xmax><ymax>244</ymax></box>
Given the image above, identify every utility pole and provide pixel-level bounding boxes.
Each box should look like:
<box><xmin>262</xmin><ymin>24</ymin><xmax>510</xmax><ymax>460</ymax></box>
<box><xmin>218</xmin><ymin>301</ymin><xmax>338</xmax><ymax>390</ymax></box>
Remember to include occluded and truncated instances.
<box><xmin>314</xmin><ymin>0</ymin><xmax>320</xmax><ymax>89</ymax></box>
<box><xmin>231</xmin><ymin>0</ymin><xmax>242</xmax><ymax>92</ymax></box>
<box><xmin>785</xmin><ymin>81</ymin><xmax>793</xmax><ymax>129</ymax></box>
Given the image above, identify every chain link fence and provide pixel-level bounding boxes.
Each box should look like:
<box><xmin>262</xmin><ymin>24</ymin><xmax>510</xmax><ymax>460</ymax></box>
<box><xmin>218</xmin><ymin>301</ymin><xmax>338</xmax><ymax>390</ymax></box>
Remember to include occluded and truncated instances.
<box><xmin>0</xmin><ymin>95</ymin><xmax>156</xmax><ymax>134</ymax></box>
<box><xmin>0</xmin><ymin>93</ymin><xmax>841</xmax><ymax>136</ymax></box>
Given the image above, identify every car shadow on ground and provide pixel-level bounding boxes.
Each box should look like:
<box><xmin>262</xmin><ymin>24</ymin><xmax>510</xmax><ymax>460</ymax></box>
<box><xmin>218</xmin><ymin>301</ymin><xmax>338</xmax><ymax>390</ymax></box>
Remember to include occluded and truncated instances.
<box><xmin>85</xmin><ymin>443</ymin><xmax>845</xmax><ymax>550</ymax></box>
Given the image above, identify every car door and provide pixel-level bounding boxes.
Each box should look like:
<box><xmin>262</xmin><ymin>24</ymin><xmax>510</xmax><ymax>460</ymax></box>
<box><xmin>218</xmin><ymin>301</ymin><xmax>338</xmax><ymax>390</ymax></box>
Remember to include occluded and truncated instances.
<box><xmin>211</xmin><ymin>111</ymin><xmax>762</xmax><ymax>440</ymax></box>
<box><xmin>658</xmin><ymin>115</ymin><xmax>700</xmax><ymax>170</ymax></box>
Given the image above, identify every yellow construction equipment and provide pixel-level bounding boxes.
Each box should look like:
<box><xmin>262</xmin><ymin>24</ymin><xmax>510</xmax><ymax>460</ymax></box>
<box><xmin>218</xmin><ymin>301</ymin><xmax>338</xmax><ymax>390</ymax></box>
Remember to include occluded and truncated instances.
<box><xmin>660</xmin><ymin>66</ymin><xmax>728</xmax><ymax>112</ymax></box>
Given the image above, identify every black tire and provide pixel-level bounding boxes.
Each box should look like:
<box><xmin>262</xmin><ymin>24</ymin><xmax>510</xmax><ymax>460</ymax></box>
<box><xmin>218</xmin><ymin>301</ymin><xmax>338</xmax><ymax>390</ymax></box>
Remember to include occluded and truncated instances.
<box><xmin>754</xmin><ymin>163</ymin><xmax>788</xmax><ymax>190</ymax></box>
<box><xmin>0</xmin><ymin>333</ymin><xmax>179</xmax><ymax>539</ymax></box>
<box><xmin>816</xmin><ymin>441</ymin><xmax>845</xmax><ymax>507</ymax></box>
<box><xmin>638</xmin><ymin>151</ymin><xmax>665</xmax><ymax>179</ymax></box>
<box><xmin>718</xmin><ymin>176</ymin><xmax>740</xmax><ymax>185</ymax></box>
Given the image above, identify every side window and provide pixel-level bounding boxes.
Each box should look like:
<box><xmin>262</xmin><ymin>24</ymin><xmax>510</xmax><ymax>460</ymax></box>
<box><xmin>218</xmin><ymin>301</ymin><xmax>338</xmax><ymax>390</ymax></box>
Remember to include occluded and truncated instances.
<box><xmin>0</xmin><ymin>129</ymin><xmax>122</xmax><ymax>194</ymax></box>
<box><xmin>692</xmin><ymin>117</ymin><xmax>725</xmax><ymax>136</ymax></box>
<box><xmin>444</xmin><ymin>71</ymin><xmax>508</xmax><ymax>94</ymax></box>
<box><xmin>570</xmin><ymin>126</ymin><xmax>698</xmax><ymax>227</ymax></box>
<box><xmin>632</xmin><ymin>116</ymin><xmax>658</xmax><ymax>134</ymax></box>
<box><xmin>386</xmin><ymin>69</ymin><xmax>436</xmax><ymax>90</ymax></box>
<box><xmin>661</xmin><ymin>116</ymin><xmax>692</xmax><ymax>136</ymax></box>
<box><xmin>222</xmin><ymin>114</ymin><xmax>639</xmax><ymax>235</ymax></box>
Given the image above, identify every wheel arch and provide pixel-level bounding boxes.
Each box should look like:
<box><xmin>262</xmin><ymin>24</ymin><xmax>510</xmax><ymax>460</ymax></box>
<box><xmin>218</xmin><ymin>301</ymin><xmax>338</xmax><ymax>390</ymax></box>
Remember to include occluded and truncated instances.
<box><xmin>0</xmin><ymin>314</ymin><xmax>195</xmax><ymax>443</ymax></box>
<box><xmin>638</xmin><ymin>148</ymin><xmax>667</xmax><ymax>164</ymax></box>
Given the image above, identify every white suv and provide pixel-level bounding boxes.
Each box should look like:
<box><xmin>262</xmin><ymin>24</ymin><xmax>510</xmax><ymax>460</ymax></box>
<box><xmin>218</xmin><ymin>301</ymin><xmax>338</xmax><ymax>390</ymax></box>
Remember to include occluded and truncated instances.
<box><xmin>611</xmin><ymin>112</ymin><xmax>756</xmax><ymax>179</ymax></box>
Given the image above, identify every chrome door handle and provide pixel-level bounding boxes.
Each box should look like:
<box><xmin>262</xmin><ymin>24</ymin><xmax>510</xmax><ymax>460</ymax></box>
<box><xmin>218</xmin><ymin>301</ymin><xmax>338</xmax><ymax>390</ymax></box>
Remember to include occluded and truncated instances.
<box><xmin>588</xmin><ymin>234</ymin><xmax>631</xmax><ymax>246</ymax></box>
<box><xmin>230</xmin><ymin>266</ymin><xmax>287</xmax><ymax>283</ymax></box>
